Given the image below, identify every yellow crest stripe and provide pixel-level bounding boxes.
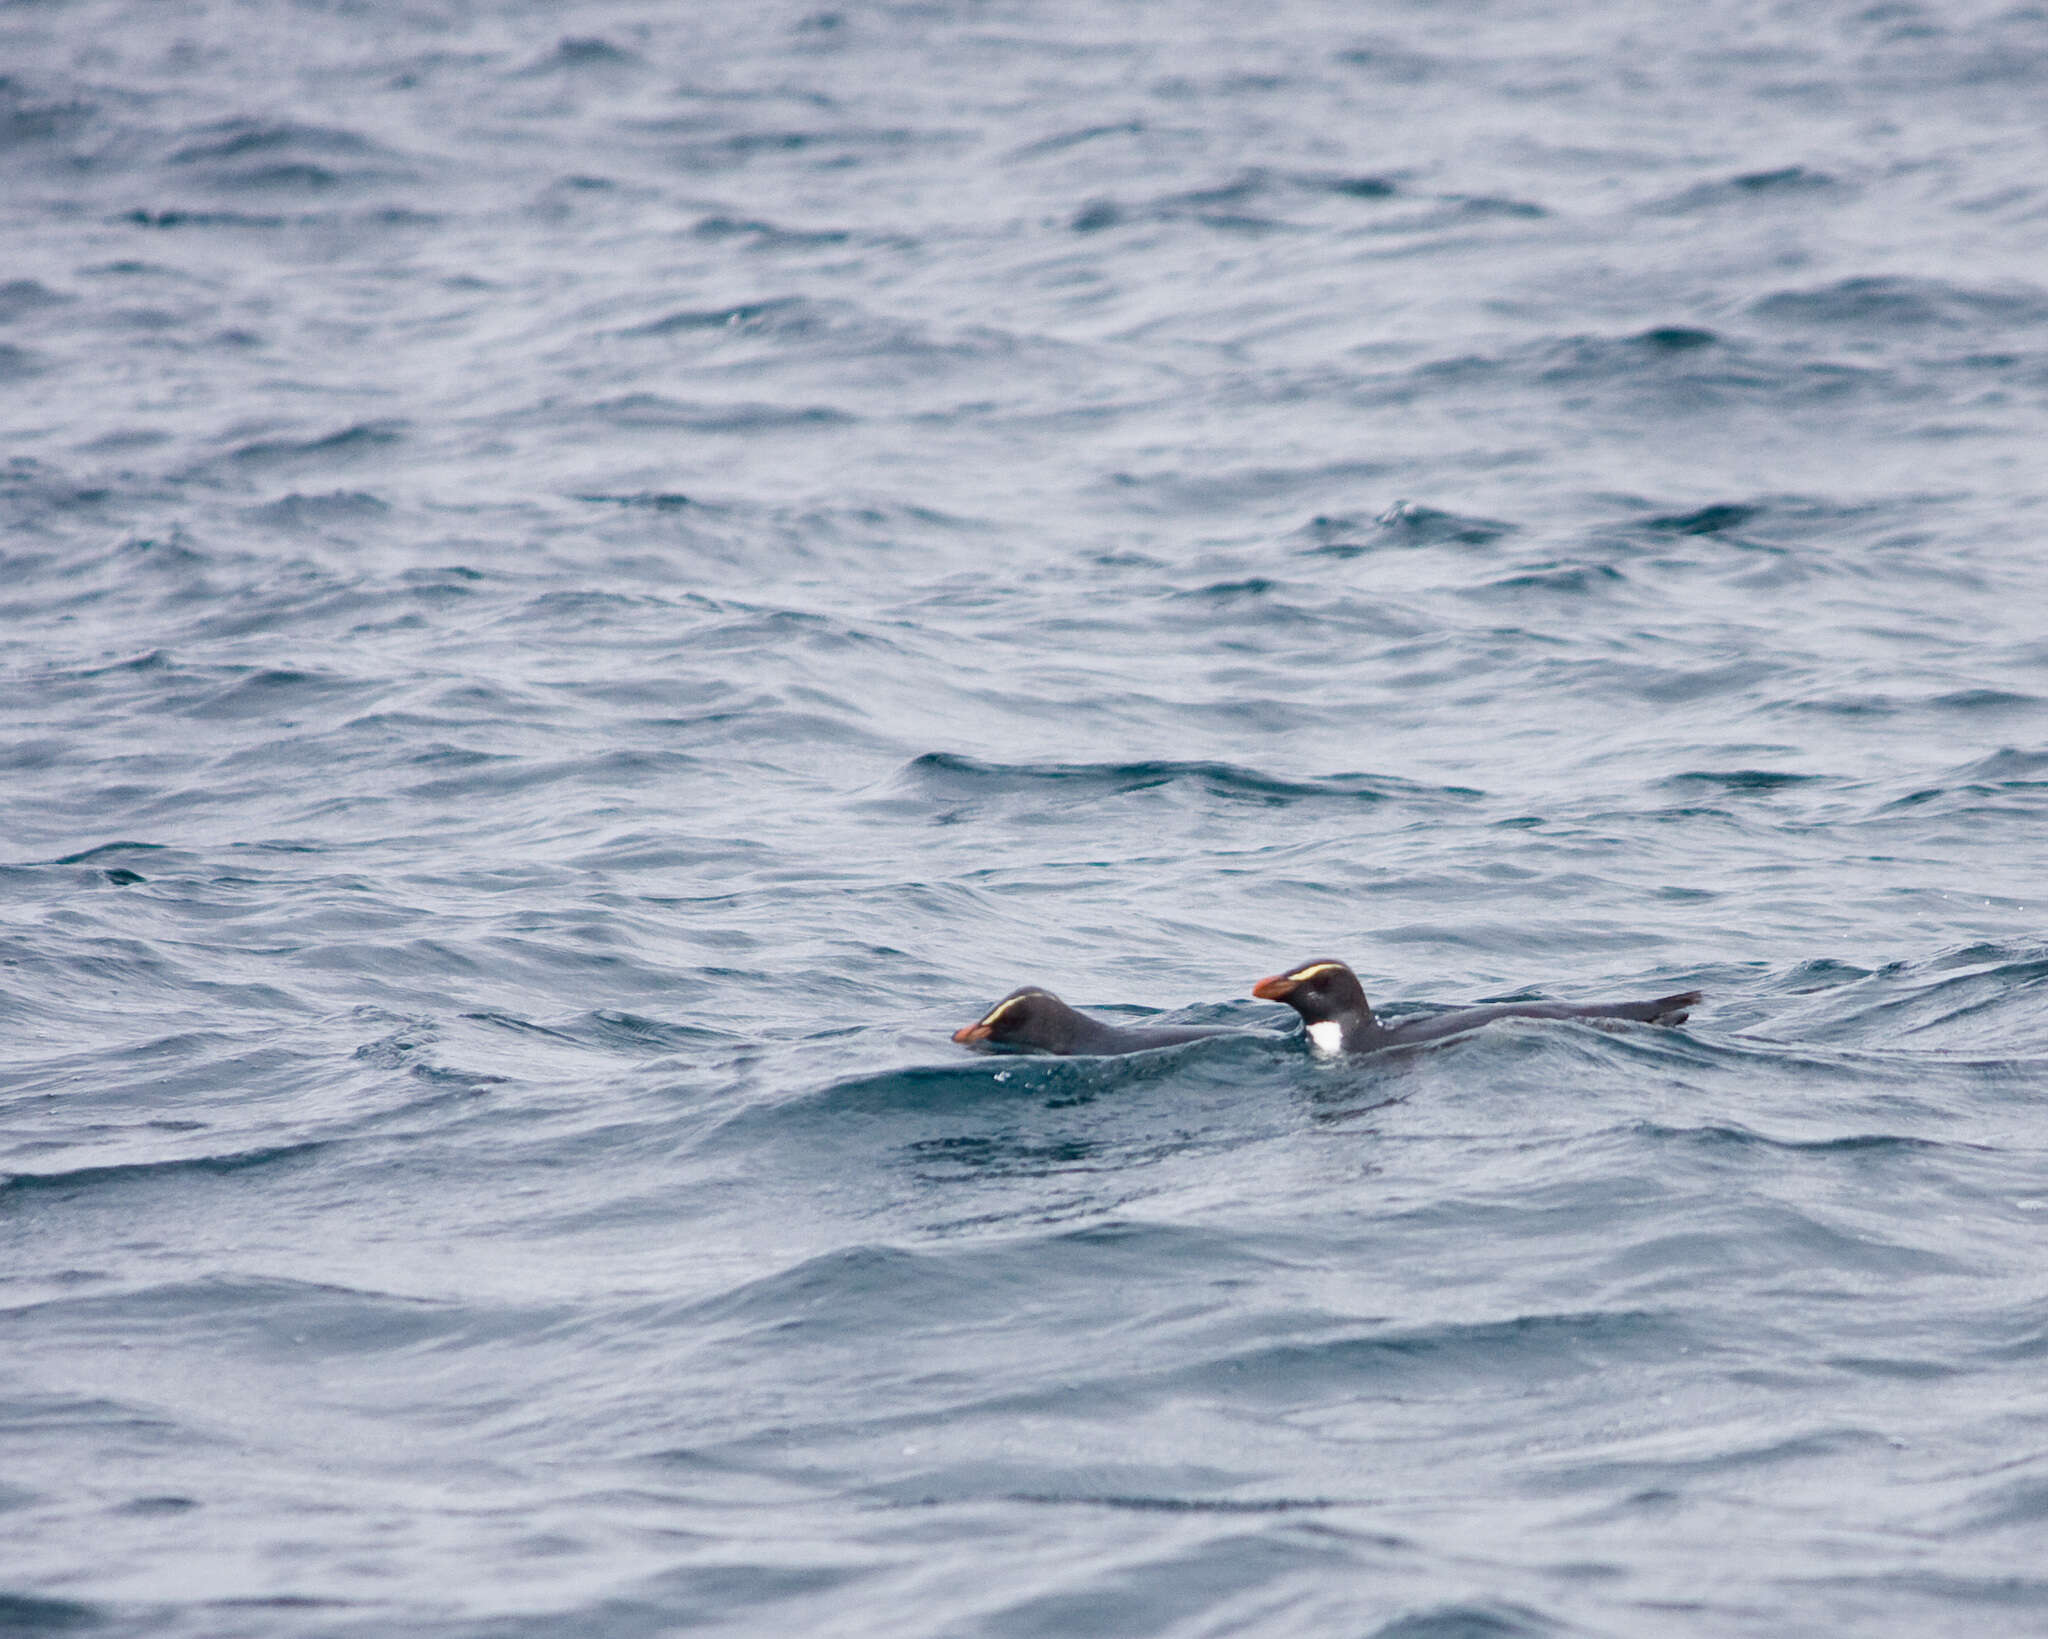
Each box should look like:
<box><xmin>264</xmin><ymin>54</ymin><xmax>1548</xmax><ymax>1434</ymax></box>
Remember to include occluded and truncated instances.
<box><xmin>979</xmin><ymin>990</ymin><xmax>1049</xmax><ymax>1028</ymax></box>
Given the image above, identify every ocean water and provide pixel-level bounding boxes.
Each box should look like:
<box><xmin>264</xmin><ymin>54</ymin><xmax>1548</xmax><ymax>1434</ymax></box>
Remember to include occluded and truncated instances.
<box><xmin>6</xmin><ymin>0</ymin><xmax>2048</xmax><ymax>1633</ymax></box>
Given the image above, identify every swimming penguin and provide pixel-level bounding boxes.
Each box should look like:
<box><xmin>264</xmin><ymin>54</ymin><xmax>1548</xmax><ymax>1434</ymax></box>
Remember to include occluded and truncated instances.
<box><xmin>1252</xmin><ymin>959</ymin><xmax>1701</xmax><ymax>1054</ymax></box>
<box><xmin>953</xmin><ymin>986</ymin><xmax>1250</xmax><ymax>1056</ymax></box>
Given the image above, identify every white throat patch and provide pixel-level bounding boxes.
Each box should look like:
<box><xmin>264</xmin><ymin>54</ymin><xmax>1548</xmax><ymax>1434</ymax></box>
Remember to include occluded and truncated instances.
<box><xmin>1306</xmin><ymin>1020</ymin><xmax>1344</xmax><ymax>1054</ymax></box>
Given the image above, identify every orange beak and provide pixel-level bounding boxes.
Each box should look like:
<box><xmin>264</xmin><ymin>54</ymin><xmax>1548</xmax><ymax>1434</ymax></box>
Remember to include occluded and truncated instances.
<box><xmin>1251</xmin><ymin>974</ymin><xmax>1294</xmax><ymax>1001</ymax></box>
<box><xmin>953</xmin><ymin>1022</ymin><xmax>992</xmax><ymax>1044</ymax></box>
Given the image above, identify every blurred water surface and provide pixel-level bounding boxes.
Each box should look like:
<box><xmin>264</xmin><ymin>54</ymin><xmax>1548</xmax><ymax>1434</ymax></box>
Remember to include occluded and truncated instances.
<box><xmin>5</xmin><ymin>1</ymin><xmax>2048</xmax><ymax>1634</ymax></box>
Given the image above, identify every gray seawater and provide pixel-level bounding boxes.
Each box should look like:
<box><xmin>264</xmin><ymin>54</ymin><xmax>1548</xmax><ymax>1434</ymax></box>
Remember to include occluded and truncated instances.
<box><xmin>7</xmin><ymin>0</ymin><xmax>2048</xmax><ymax>1633</ymax></box>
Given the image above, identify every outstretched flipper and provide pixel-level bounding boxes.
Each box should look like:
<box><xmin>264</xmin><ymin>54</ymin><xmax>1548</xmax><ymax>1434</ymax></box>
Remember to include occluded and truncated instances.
<box><xmin>1595</xmin><ymin>991</ymin><xmax>1703</xmax><ymax>1028</ymax></box>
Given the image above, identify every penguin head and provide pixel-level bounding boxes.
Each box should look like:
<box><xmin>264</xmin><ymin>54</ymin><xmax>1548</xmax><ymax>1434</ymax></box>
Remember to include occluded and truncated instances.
<box><xmin>952</xmin><ymin>987</ymin><xmax>1079</xmax><ymax>1052</ymax></box>
<box><xmin>1251</xmin><ymin>959</ymin><xmax>1373</xmax><ymax>1048</ymax></box>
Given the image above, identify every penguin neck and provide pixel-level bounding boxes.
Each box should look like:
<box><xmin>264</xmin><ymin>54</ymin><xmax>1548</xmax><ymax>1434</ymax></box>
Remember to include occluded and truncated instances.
<box><xmin>1058</xmin><ymin>1008</ymin><xmax>1130</xmax><ymax>1054</ymax></box>
<box><xmin>1331</xmin><ymin>994</ymin><xmax>1382</xmax><ymax>1052</ymax></box>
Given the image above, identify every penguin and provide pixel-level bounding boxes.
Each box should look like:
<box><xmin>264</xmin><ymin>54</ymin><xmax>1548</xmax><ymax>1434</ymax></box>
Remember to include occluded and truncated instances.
<box><xmin>953</xmin><ymin>986</ymin><xmax>1249</xmax><ymax>1056</ymax></box>
<box><xmin>1252</xmin><ymin>959</ymin><xmax>1700</xmax><ymax>1054</ymax></box>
